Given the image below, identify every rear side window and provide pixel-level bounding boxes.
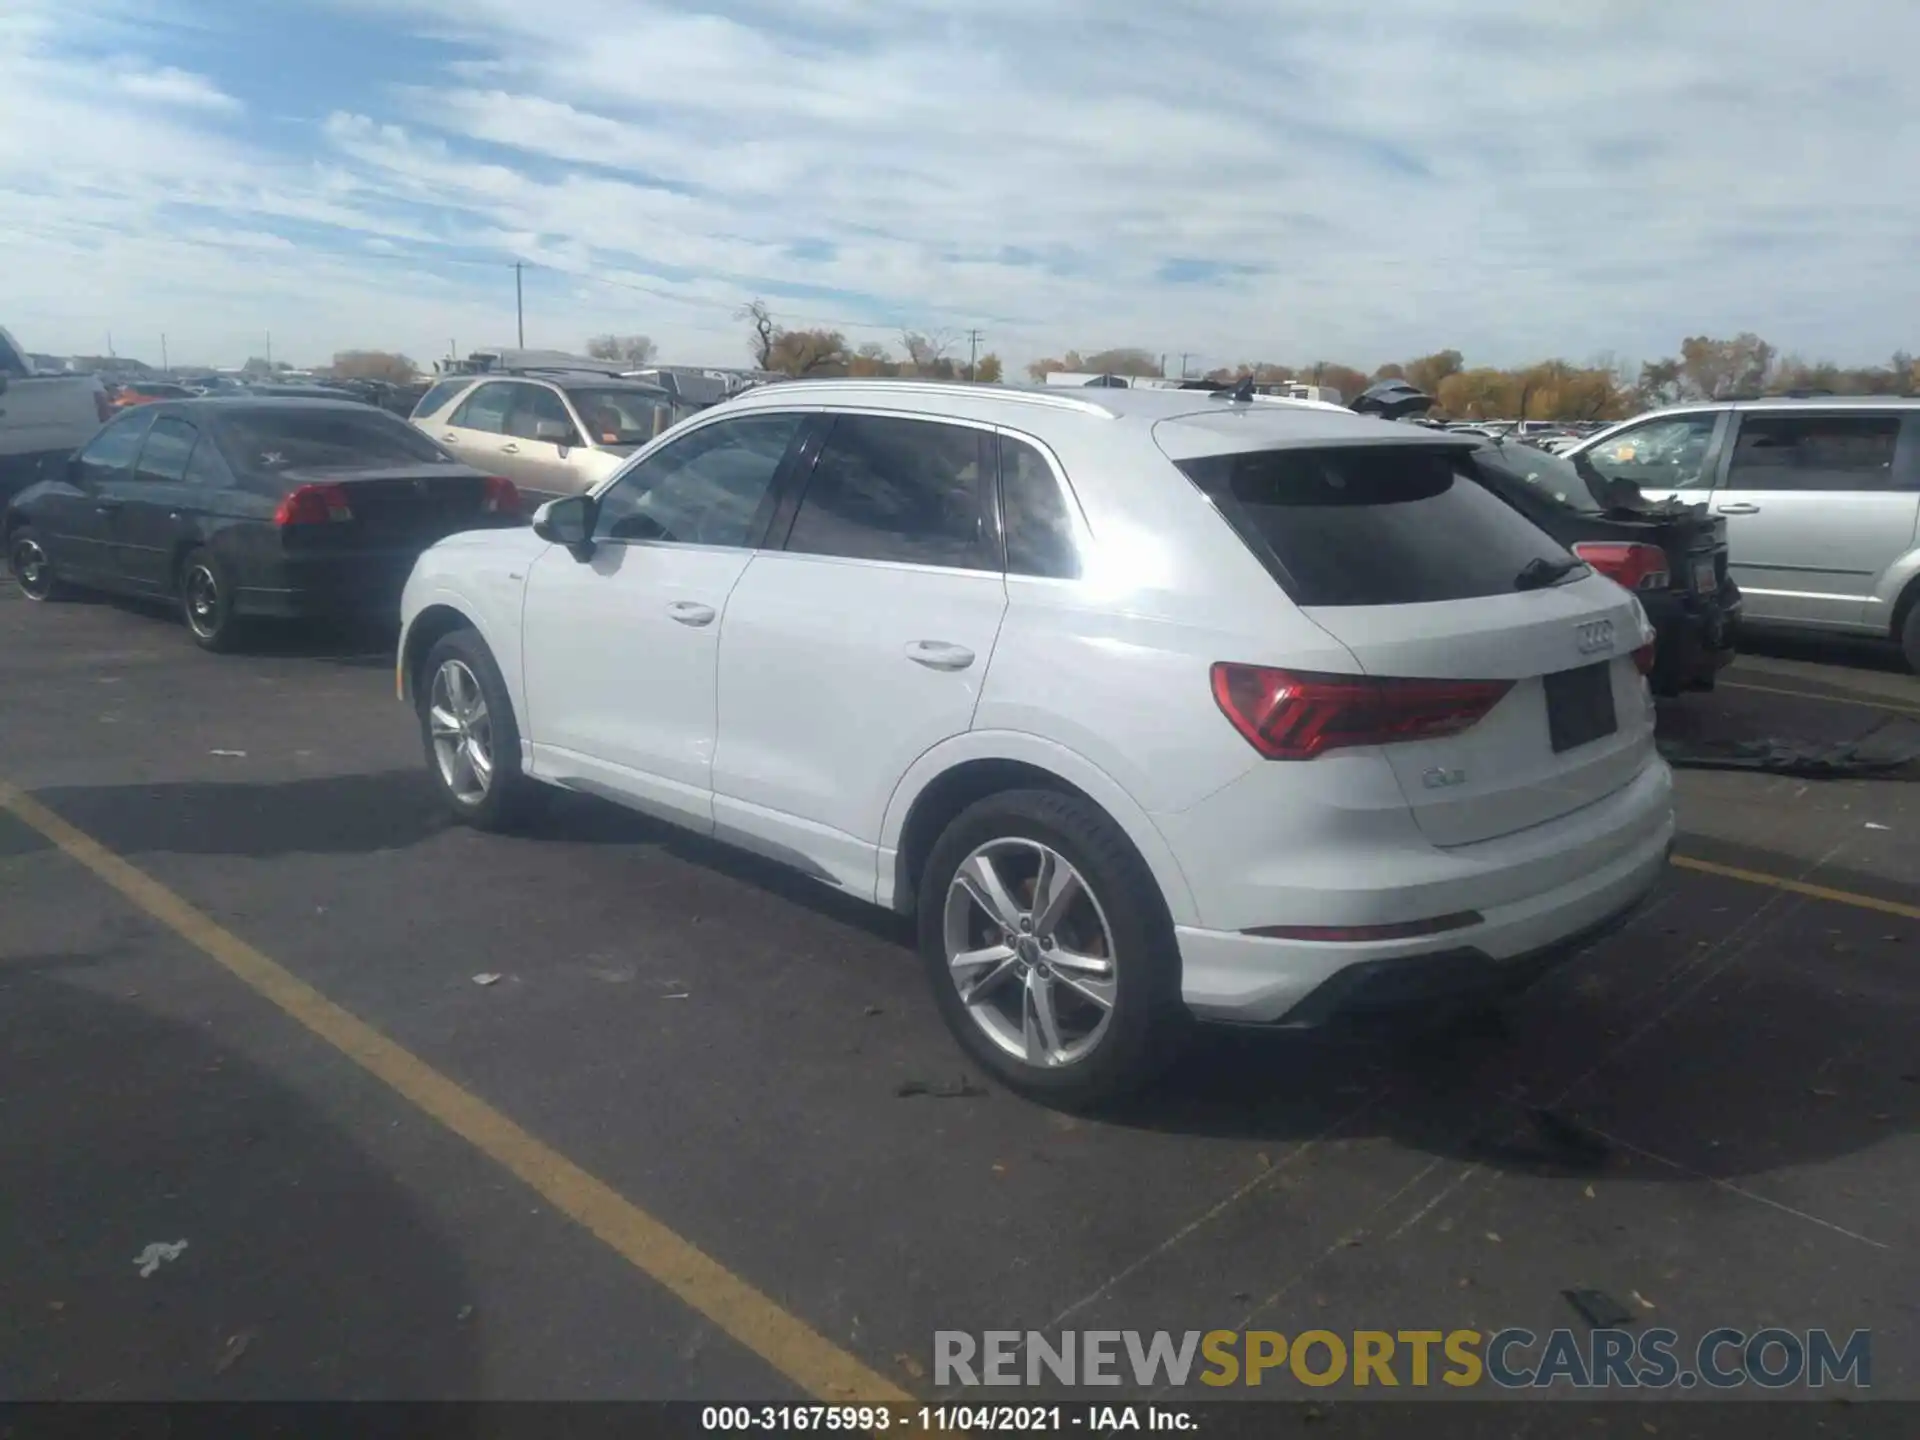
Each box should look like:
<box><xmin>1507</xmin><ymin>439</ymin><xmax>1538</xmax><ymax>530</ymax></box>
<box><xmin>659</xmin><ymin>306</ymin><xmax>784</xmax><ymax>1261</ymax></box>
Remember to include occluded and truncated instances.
<box><xmin>783</xmin><ymin>415</ymin><xmax>991</xmax><ymax>570</ymax></box>
<box><xmin>1725</xmin><ymin>413</ymin><xmax>1902</xmax><ymax>492</ymax></box>
<box><xmin>448</xmin><ymin>382</ymin><xmax>518</xmax><ymax>434</ymax></box>
<box><xmin>1179</xmin><ymin>445</ymin><xmax>1570</xmax><ymax>607</ymax></box>
<box><xmin>999</xmin><ymin>436</ymin><xmax>1081</xmax><ymax>579</ymax></box>
<box><xmin>133</xmin><ymin>417</ymin><xmax>199</xmax><ymax>483</ymax></box>
<box><xmin>412</xmin><ymin>379</ymin><xmax>473</xmax><ymax>419</ymax></box>
<box><xmin>76</xmin><ymin>411</ymin><xmax>154</xmax><ymax>482</ymax></box>
<box><xmin>506</xmin><ymin>386</ymin><xmax>576</xmax><ymax>443</ymax></box>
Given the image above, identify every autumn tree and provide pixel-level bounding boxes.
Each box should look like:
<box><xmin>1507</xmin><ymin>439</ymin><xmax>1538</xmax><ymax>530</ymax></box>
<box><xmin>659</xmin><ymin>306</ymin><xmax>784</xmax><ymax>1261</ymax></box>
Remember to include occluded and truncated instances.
<box><xmin>585</xmin><ymin>334</ymin><xmax>656</xmax><ymax>368</ymax></box>
<box><xmin>1304</xmin><ymin>363</ymin><xmax>1368</xmax><ymax>404</ymax></box>
<box><xmin>1083</xmin><ymin>347</ymin><xmax>1162</xmax><ymax>377</ymax></box>
<box><xmin>766</xmin><ymin>327</ymin><xmax>850</xmax><ymax>376</ymax></box>
<box><xmin>972</xmin><ymin>353</ymin><xmax>1004</xmax><ymax>384</ymax></box>
<box><xmin>848</xmin><ymin>341</ymin><xmax>896</xmax><ymax>378</ymax></box>
<box><xmin>1402</xmin><ymin>350</ymin><xmax>1464</xmax><ymax>398</ymax></box>
<box><xmin>1678</xmin><ymin>333</ymin><xmax>1775</xmax><ymax>400</ymax></box>
<box><xmin>1025</xmin><ymin>351</ymin><xmax>1085</xmax><ymax>381</ymax></box>
<box><xmin>330</xmin><ymin>350</ymin><xmax>417</xmax><ymax>384</ymax></box>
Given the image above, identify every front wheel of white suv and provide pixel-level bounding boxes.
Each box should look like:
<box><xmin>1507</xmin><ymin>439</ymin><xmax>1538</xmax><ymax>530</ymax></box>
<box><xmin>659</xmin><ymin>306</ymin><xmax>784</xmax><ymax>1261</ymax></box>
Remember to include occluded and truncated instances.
<box><xmin>917</xmin><ymin>789</ymin><xmax>1189</xmax><ymax>1107</ymax></box>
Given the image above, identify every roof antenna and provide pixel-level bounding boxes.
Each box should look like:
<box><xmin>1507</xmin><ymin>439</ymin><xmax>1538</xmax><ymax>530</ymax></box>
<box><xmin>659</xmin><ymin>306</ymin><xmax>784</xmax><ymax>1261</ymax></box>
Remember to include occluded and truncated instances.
<box><xmin>1212</xmin><ymin>374</ymin><xmax>1256</xmax><ymax>403</ymax></box>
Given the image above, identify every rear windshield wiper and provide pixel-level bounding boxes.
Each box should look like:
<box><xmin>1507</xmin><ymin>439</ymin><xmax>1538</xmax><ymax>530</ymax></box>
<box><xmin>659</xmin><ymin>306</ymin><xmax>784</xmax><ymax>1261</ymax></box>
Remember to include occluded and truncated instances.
<box><xmin>1514</xmin><ymin>555</ymin><xmax>1587</xmax><ymax>591</ymax></box>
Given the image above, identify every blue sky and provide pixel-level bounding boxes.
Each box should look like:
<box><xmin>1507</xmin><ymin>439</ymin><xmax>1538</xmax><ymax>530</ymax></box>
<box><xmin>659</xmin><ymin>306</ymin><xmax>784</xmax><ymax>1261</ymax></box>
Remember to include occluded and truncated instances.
<box><xmin>3</xmin><ymin>0</ymin><xmax>1916</xmax><ymax>374</ymax></box>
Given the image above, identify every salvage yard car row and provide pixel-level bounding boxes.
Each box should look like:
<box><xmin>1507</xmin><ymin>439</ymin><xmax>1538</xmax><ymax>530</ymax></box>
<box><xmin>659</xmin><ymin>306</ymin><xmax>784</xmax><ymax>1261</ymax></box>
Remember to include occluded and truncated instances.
<box><xmin>12</xmin><ymin>378</ymin><xmax>1687</xmax><ymax>1105</ymax></box>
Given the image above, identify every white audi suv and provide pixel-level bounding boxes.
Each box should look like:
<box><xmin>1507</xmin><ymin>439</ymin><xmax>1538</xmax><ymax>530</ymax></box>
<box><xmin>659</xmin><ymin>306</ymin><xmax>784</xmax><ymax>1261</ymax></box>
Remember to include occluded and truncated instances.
<box><xmin>397</xmin><ymin>380</ymin><xmax>1674</xmax><ymax>1103</ymax></box>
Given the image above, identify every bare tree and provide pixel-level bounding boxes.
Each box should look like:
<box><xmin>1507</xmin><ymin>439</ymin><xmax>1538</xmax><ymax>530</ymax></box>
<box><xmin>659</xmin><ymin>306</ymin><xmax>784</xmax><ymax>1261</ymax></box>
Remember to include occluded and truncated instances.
<box><xmin>738</xmin><ymin>299</ymin><xmax>777</xmax><ymax>369</ymax></box>
<box><xmin>585</xmin><ymin>334</ymin><xmax>657</xmax><ymax>368</ymax></box>
<box><xmin>331</xmin><ymin>350</ymin><xmax>418</xmax><ymax>384</ymax></box>
<box><xmin>899</xmin><ymin>329</ymin><xmax>957</xmax><ymax>374</ymax></box>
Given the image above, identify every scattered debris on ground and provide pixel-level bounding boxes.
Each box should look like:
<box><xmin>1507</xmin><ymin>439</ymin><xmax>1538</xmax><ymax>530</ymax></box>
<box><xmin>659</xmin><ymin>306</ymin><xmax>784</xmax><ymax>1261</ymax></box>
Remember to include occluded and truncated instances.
<box><xmin>133</xmin><ymin>1240</ymin><xmax>188</xmax><ymax>1278</ymax></box>
<box><xmin>895</xmin><ymin>1077</ymin><xmax>987</xmax><ymax>1099</ymax></box>
<box><xmin>1657</xmin><ymin>716</ymin><xmax>1920</xmax><ymax>779</ymax></box>
<box><xmin>1562</xmin><ymin>1288</ymin><xmax>1636</xmax><ymax>1328</ymax></box>
<box><xmin>471</xmin><ymin>973</ymin><xmax>502</xmax><ymax>987</ymax></box>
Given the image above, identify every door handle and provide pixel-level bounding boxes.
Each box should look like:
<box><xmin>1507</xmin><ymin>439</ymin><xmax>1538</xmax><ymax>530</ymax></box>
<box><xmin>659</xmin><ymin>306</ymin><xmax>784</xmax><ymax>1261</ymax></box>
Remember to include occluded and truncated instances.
<box><xmin>500</xmin><ymin>443</ymin><xmax>520</xmax><ymax>455</ymax></box>
<box><xmin>1714</xmin><ymin>502</ymin><xmax>1760</xmax><ymax>515</ymax></box>
<box><xmin>905</xmin><ymin>640</ymin><xmax>976</xmax><ymax>671</ymax></box>
<box><xmin>441</xmin><ymin>433</ymin><xmax>459</xmax><ymax>443</ymax></box>
<box><xmin>667</xmin><ymin>600</ymin><xmax>716</xmax><ymax>627</ymax></box>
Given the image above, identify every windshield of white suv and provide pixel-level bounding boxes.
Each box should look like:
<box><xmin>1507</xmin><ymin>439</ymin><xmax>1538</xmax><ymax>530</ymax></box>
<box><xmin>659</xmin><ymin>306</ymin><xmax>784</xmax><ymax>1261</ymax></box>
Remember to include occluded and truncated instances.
<box><xmin>1178</xmin><ymin>444</ymin><xmax>1575</xmax><ymax>606</ymax></box>
<box><xmin>565</xmin><ymin>387</ymin><xmax>672</xmax><ymax>446</ymax></box>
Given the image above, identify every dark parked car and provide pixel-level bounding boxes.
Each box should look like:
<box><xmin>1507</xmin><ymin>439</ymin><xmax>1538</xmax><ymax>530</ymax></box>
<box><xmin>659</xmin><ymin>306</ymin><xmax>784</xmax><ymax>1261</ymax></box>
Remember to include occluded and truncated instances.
<box><xmin>4</xmin><ymin>399</ymin><xmax>523</xmax><ymax>651</ymax></box>
<box><xmin>1470</xmin><ymin>437</ymin><xmax>1740</xmax><ymax>694</ymax></box>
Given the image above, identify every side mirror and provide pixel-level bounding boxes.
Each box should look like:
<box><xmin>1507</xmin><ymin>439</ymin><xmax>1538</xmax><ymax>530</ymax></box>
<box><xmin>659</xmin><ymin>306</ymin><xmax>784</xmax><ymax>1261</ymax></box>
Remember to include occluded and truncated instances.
<box><xmin>532</xmin><ymin>493</ymin><xmax>595</xmax><ymax>550</ymax></box>
<box><xmin>533</xmin><ymin>419</ymin><xmax>576</xmax><ymax>446</ymax></box>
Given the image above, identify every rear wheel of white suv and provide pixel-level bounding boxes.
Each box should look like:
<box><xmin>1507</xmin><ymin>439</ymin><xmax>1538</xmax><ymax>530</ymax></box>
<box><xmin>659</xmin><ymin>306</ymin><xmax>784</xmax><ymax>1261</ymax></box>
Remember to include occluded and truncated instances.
<box><xmin>918</xmin><ymin>789</ymin><xmax>1188</xmax><ymax>1107</ymax></box>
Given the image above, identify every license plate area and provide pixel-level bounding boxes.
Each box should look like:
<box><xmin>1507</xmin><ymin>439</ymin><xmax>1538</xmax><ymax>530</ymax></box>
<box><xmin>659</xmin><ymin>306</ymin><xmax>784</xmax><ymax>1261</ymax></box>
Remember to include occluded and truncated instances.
<box><xmin>1544</xmin><ymin>663</ymin><xmax>1618</xmax><ymax>753</ymax></box>
<box><xmin>1691</xmin><ymin>556</ymin><xmax>1716</xmax><ymax>593</ymax></box>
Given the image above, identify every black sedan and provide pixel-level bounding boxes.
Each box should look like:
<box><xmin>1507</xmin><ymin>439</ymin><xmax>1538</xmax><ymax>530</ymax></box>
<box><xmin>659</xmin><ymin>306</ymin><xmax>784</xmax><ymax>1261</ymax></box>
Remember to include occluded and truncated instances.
<box><xmin>4</xmin><ymin>398</ymin><xmax>523</xmax><ymax>651</ymax></box>
<box><xmin>1470</xmin><ymin>437</ymin><xmax>1741</xmax><ymax>695</ymax></box>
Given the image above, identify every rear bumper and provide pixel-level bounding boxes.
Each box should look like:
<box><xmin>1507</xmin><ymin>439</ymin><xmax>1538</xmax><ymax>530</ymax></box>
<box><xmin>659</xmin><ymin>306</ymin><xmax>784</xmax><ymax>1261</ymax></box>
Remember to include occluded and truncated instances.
<box><xmin>1174</xmin><ymin>762</ymin><xmax>1676</xmax><ymax>1024</ymax></box>
<box><xmin>234</xmin><ymin>554</ymin><xmax>418</xmax><ymax>621</ymax></box>
<box><xmin>1643</xmin><ymin>585</ymin><xmax>1740</xmax><ymax>693</ymax></box>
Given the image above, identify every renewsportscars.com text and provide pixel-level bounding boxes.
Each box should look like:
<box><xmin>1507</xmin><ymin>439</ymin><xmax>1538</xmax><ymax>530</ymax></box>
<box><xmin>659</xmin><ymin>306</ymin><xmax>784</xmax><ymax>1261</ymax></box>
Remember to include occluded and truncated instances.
<box><xmin>934</xmin><ymin>1327</ymin><xmax>1872</xmax><ymax>1390</ymax></box>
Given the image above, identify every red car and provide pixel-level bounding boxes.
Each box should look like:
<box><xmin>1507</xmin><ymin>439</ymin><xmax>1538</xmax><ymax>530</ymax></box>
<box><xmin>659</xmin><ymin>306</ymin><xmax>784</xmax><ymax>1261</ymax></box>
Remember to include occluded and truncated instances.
<box><xmin>110</xmin><ymin>381</ymin><xmax>197</xmax><ymax>410</ymax></box>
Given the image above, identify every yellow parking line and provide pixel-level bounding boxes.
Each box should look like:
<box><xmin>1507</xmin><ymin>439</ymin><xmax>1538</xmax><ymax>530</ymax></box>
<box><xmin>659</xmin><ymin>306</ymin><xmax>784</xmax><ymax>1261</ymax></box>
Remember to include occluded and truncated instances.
<box><xmin>1719</xmin><ymin>679</ymin><xmax>1920</xmax><ymax>719</ymax></box>
<box><xmin>0</xmin><ymin>778</ymin><xmax>910</xmax><ymax>1405</ymax></box>
<box><xmin>1671</xmin><ymin>854</ymin><xmax>1920</xmax><ymax>922</ymax></box>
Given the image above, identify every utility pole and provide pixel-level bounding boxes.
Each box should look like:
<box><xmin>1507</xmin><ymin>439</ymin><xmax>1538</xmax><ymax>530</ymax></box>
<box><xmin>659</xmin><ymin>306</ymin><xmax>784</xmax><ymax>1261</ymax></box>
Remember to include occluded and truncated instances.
<box><xmin>1179</xmin><ymin>352</ymin><xmax>1194</xmax><ymax>380</ymax></box>
<box><xmin>107</xmin><ymin>331</ymin><xmax>115</xmax><ymax>358</ymax></box>
<box><xmin>266</xmin><ymin>332</ymin><xmax>273</xmax><ymax>368</ymax></box>
<box><xmin>966</xmin><ymin>328</ymin><xmax>984</xmax><ymax>381</ymax></box>
<box><xmin>161</xmin><ymin>334</ymin><xmax>169</xmax><ymax>371</ymax></box>
<box><xmin>514</xmin><ymin>262</ymin><xmax>525</xmax><ymax>349</ymax></box>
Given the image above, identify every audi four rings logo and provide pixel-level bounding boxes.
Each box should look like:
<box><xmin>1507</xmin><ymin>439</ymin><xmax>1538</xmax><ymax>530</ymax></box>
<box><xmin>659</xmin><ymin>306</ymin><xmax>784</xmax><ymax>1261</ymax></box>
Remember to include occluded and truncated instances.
<box><xmin>1576</xmin><ymin>619</ymin><xmax>1616</xmax><ymax>655</ymax></box>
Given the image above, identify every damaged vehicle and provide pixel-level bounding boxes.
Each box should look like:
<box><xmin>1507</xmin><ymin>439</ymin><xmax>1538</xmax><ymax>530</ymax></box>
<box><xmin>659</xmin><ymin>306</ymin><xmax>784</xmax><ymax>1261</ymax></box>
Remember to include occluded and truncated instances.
<box><xmin>1353</xmin><ymin>382</ymin><xmax>1740</xmax><ymax>696</ymax></box>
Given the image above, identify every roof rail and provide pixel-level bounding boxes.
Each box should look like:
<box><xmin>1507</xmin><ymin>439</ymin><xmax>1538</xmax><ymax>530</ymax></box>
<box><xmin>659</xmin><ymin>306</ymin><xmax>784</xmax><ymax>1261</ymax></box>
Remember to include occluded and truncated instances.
<box><xmin>729</xmin><ymin>377</ymin><xmax>1119</xmax><ymax>418</ymax></box>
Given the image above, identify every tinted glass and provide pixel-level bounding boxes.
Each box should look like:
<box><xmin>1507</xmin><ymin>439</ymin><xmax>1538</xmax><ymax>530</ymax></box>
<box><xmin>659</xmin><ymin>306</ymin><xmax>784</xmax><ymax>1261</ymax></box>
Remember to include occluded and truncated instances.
<box><xmin>76</xmin><ymin>411</ymin><xmax>154</xmax><ymax>481</ymax></box>
<box><xmin>216</xmin><ymin>408</ymin><xmax>453</xmax><ymax>477</ymax></box>
<box><xmin>1725</xmin><ymin>413</ymin><xmax>1902</xmax><ymax>492</ymax></box>
<box><xmin>133</xmin><ymin>417</ymin><xmax>199</xmax><ymax>484</ymax></box>
<box><xmin>1472</xmin><ymin>440</ymin><xmax>1605</xmax><ymax>514</ymax></box>
<box><xmin>785</xmin><ymin>415</ymin><xmax>988</xmax><ymax>569</ymax></box>
<box><xmin>594</xmin><ymin>412</ymin><xmax>803</xmax><ymax>547</ymax></box>
<box><xmin>1581</xmin><ymin>414</ymin><xmax>1719</xmax><ymax>490</ymax></box>
<box><xmin>506</xmin><ymin>386</ymin><xmax>577</xmax><ymax>442</ymax></box>
<box><xmin>566</xmin><ymin>387</ymin><xmax>673</xmax><ymax>446</ymax></box>
<box><xmin>184</xmin><ymin>437</ymin><xmax>230</xmax><ymax>487</ymax></box>
<box><xmin>999</xmin><ymin>436</ymin><xmax>1080</xmax><ymax>578</ymax></box>
<box><xmin>412</xmin><ymin>379</ymin><xmax>472</xmax><ymax>418</ymax></box>
<box><xmin>449</xmin><ymin>381</ymin><xmax>518</xmax><ymax>434</ymax></box>
<box><xmin>1179</xmin><ymin>445</ymin><xmax>1570</xmax><ymax>607</ymax></box>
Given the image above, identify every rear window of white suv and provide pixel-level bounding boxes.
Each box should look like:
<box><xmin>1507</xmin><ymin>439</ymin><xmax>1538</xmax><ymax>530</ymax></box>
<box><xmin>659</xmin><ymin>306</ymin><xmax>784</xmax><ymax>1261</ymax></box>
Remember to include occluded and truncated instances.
<box><xmin>1178</xmin><ymin>444</ymin><xmax>1575</xmax><ymax>606</ymax></box>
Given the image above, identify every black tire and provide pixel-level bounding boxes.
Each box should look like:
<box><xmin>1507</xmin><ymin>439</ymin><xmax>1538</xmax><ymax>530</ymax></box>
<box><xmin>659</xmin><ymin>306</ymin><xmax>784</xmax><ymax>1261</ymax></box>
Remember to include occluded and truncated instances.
<box><xmin>178</xmin><ymin>546</ymin><xmax>245</xmax><ymax>652</ymax></box>
<box><xmin>1901</xmin><ymin>599</ymin><xmax>1920</xmax><ymax>675</ymax></box>
<box><xmin>7</xmin><ymin>525</ymin><xmax>66</xmax><ymax>602</ymax></box>
<box><xmin>917</xmin><ymin>788</ymin><xmax>1189</xmax><ymax>1107</ymax></box>
<box><xmin>417</xmin><ymin>627</ymin><xmax>543</xmax><ymax>831</ymax></box>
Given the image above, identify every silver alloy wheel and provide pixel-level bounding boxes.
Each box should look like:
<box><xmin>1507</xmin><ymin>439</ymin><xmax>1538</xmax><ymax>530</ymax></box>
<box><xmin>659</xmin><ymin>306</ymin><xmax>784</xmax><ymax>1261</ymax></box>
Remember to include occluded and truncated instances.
<box><xmin>428</xmin><ymin>657</ymin><xmax>494</xmax><ymax>805</ymax></box>
<box><xmin>942</xmin><ymin>837</ymin><xmax>1118</xmax><ymax>1068</ymax></box>
<box><xmin>184</xmin><ymin>563</ymin><xmax>221</xmax><ymax>638</ymax></box>
<box><xmin>11</xmin><ymin>536</ymin><xmax>52</xmax><ymax>599</ymax></box>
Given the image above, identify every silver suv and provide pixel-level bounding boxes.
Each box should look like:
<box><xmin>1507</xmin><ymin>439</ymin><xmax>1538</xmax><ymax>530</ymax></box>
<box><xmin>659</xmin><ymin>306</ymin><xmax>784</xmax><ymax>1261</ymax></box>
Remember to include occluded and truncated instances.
<box><xmin>1564</xmin><ymin>396</ymin><xmax>1920</xmax><ymax>671</ymax></box>
<box><xmin>410</xmin><ymin>371</ymin><xmax>676</xmax><ymax>502</ymax></box>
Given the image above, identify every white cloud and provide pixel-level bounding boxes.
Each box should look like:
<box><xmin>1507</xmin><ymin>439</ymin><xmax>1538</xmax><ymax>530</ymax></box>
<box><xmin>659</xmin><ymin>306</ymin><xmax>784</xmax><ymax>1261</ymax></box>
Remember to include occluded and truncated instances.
<box><xmin>113</xmin><ymin>64</ymin><xmax>241</xmax><ymax>112</ymax></box>
<box><xmin>4</xmin><ymin>0</ymin><xmax>1920</xmax><ymax>374</ymax></box>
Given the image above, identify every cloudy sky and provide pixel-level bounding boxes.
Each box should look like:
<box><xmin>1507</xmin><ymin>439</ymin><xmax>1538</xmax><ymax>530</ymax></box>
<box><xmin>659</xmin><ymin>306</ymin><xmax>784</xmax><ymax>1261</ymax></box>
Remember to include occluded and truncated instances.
<box><xmin>2</xmin><ymin>0</ymin><xmax>1915</xmax><ymax>375</ymax></box>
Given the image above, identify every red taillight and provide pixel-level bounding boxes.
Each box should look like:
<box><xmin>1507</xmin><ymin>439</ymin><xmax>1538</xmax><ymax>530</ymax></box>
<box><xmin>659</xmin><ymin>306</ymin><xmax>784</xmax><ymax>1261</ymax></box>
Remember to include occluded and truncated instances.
<box><xmin>1244</xmin><ymin>912</ymin><xmax>1485</xmax><ymax>942</ymax></box>
<box><xmin>1573</xmin><ymin>541</ymin><xmax>1670</xmax><ymax>591</ymax></box>
<box><xmin>1210</xmin><ymin>663</ymin><xmax>1514</xmax><ymax>760</ymax></box>
<box><xmin>1633</xmin><ymin>640</ymin><xmax>1656</xmax><ymax>675</ymax></box>
<box><xmin>273</xmin><ymin>482</ymin><xmax>354</xmax><ymax>526</ymax></box>
<box><xmin>481</xmin><ymin>475</ymin><xmax>521</xmax><ymax>516</ymax></box>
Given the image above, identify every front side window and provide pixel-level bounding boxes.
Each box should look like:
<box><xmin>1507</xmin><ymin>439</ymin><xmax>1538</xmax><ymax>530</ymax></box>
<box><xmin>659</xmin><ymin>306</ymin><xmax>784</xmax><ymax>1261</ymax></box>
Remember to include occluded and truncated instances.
<box><xmin>133</xmin><ymin>417</ymin><xmax>199</xmax><ymax>484</ymax></box>
<box><xmin>999</xmin><ymin>436</ymin><xmax>1081</xmax><ymax>578</ymax></box>
<box><xmin>75</xmin><ymin>411</ymin><xmax>155</xmax><ymax>483</ymax></box>
<box><xmin>593</xmin><ymin>412</ymin><xmax>804</xmax><ymax>547</ymax></box>
<box><xmin>783</xmin><ymin>414</ymin><xmax>990</xmax><ymax>569</ymax></box>
<box><xmin>505</xmin><ymin>386</ymin><xmax>578</xmax><ymax>444</ymax></box>
<box><xmin>448</xmin><ymin>381</ymin><xmax>519</xmax><ymax>434</ymax></box>
<box><xmin>1179</xmin><ymin>444</ymin><xmax>1572</xmax><ymax>607</ymax></box>
<box><xmin>1580</xmin><ymin>413</ymin><xmax>1720</xmax><ymax>490</ymax></box>
<box><xmin>1724</xmin><ymin>413</ymin><xmax>1902</xmax><ymax>492</ymax></box>
<box><xmin>412</xmin><ymin>379</ymin><xmax>473</xmax><ymax>419</ymax></box>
